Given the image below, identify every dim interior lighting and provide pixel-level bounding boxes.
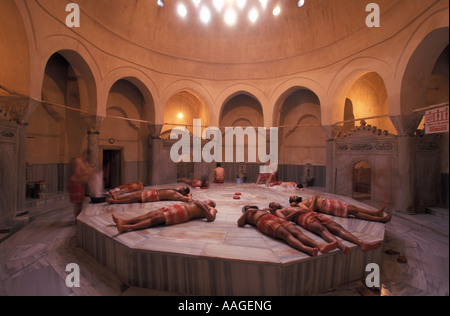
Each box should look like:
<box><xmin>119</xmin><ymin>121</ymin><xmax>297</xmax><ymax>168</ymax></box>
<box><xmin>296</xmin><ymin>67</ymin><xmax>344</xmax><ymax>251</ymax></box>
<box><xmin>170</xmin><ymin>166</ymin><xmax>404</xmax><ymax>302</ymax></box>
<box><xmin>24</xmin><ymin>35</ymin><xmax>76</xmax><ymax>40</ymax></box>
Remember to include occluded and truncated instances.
<box><xmin>273</xmin><ymin>5</ymin><xmax>281</xmax><ymax>16</ymax></box>
<box><xmin>213</xmin><ymin>0</ymin><xmax>225</xmax><ymax>12</ymax></box>
<box><xmin>200</xmin><ymin>6</ymin><xmax>211</xmax><ymax>23</ymax></box>
<box><xmin>248</xmin><ymin>8</ymin><xmax>259</xmax><ymax>23</ymax></box>
<box><xmin>177</xmin><ymin>3</ymin><xmax>188</xmax><ymax>18</ymax></box>
<box><xmin>259</xmin><ymin>0</ymin><xmax>268</xmax><ymax>9</ymax></box>
<box><xmin>236</xmin><ymin>0</ymin><xmax>247</xmax><ymax>10</ymax></box>
<box><xmin>164</xmin><ymin>0</ymin><xmax>306</xmax><ymax>25</ymax></box>
<box><xmin>224</xmin><ymin>8</ymin><xmax>237</xmax><ymax>25</ymax></box>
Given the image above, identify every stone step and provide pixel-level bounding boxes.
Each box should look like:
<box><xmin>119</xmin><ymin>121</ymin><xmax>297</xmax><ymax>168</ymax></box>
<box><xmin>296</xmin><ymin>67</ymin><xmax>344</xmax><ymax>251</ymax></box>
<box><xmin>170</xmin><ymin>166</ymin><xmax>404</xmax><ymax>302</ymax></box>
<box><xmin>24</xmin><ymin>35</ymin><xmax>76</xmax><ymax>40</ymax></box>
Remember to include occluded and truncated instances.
<box><xmin>426</xmin><ymin>207</ymin><xmax>449</xmax><ymax>219</ymax></box>
<box><xmin>0</xmin><ymin>226</ymin><xmax>11</xmax><ymax>243</ymax></box>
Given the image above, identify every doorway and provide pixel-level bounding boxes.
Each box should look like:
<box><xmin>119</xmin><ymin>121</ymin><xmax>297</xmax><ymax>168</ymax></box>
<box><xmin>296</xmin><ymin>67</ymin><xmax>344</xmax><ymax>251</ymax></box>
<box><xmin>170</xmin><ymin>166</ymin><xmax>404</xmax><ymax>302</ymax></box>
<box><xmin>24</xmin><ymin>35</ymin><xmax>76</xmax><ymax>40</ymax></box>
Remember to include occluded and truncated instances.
<box><xmin>103</xmin><ymin>150</ymin><xmax>122</xmax><ymax>189</ymax></box>
<box><xmin>352</xmin><ymin>161</ymin><xmax>372</xmax><ymax>201</ymax></box>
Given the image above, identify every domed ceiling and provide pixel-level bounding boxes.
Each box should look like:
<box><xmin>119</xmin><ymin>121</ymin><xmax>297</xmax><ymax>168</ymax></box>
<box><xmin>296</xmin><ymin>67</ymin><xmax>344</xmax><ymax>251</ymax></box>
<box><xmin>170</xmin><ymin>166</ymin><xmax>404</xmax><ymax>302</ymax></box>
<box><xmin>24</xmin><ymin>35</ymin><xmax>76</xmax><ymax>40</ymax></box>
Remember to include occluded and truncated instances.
<box><xmin>36</xmin><ymin>0</ymin><xmax>410</xmax><ymax>64</ymax></box>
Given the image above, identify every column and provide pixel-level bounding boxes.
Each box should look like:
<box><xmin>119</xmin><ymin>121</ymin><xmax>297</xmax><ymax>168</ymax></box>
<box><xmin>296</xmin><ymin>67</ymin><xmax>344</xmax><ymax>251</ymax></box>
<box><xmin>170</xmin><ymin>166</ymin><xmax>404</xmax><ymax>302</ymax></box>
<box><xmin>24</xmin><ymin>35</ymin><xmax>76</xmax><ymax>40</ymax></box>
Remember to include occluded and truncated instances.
<box><xmin>86</xmin><ymin>115</ymin><xmax>104</xmax><ymax>170</ymax></box>
<box><xmin>323</xmin><ymin>124</ymin><xmax>342</xmax><ymax>194</ymax></box>
<box><xmin>390</xmin><ymin>114</ymin><xmax>421</xmax><ymax>213</ymax></box>
<box><xmin>147</xmin><ymin>124</ymin><xmax>177</xmax><ymax>185</ymax></box>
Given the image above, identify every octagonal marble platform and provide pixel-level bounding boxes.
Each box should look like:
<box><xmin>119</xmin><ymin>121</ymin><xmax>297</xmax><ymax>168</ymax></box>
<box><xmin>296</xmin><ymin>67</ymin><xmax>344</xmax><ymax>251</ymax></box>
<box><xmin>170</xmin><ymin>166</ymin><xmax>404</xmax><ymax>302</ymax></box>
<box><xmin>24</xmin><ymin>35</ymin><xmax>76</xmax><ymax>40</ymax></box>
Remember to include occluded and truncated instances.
<box><xmin>77</xmin><ymin>183</ymin><xmax>386</xmax><ymax>296</ymax></box>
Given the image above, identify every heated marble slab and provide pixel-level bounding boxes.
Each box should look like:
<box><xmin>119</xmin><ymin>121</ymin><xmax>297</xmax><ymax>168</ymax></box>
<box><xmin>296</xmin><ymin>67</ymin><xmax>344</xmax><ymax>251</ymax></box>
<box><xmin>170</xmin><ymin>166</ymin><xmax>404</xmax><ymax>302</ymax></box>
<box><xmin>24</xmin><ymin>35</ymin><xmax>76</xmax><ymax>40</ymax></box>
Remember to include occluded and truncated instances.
<box><xmin>77</xmin><ymin>183</ymin><xmax>386</xmax><ymax>296</ymax></box>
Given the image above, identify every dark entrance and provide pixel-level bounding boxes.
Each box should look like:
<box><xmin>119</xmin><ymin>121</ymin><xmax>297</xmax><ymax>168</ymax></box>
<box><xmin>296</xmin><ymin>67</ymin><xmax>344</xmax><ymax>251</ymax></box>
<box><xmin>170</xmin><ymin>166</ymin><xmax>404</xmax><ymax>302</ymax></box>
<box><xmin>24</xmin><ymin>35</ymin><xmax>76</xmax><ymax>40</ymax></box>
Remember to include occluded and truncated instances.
<box><xmin>103</xmin><ymin>150</ymin><xmax>121</xmax><ymax>189</ymax></box>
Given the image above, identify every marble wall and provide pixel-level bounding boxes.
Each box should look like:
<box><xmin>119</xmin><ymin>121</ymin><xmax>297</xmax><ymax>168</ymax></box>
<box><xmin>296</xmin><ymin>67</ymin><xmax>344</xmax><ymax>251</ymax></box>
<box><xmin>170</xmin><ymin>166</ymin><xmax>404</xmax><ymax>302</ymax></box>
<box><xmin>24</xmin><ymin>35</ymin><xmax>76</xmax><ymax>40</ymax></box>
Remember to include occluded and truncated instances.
<box><xmin>0</xmin><ymin>121</ymin><xmax>19</xmax><ymax>227</ymax></box>
<box><xmin>334</xmin><ymin>126</ymin><xmax>397</xmax><ymax>206</ymax></box>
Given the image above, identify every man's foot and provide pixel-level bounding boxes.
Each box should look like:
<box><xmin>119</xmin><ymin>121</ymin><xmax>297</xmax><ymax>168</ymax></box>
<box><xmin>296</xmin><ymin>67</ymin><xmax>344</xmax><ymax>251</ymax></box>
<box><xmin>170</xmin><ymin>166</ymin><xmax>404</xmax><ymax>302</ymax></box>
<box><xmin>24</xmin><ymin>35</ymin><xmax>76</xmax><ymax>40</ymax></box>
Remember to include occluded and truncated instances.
<box><xmin>307</xmin><ymin>247</ymin><xmax>319</xmax><ymax>257</ymax></box>
<box><xmin>381</xmin><ymin>214</ymin><xmax>392</xmax><ymax>223</ymax></box>
<box><xmin>112</xmin><ymin>215</ymin><xmax>130</xmax><ymax>233</ymax></box>
<box><xmin>360</xmin><ymin>240</ymin><xmax>382</xmax><ymax>252</ymax></box>
<box><xmin>340</xmin><ymin>244</ymin><xmax>352</xmax><ymax>255</ymax></box>
<box><xmin>377</xmin><ymin>205</ymin><xmax>386</xmax><ymax>217</ymax></box>
<box><xmin>319</xmin><ymin>241</ymin><xmax>339</xmax><ymax>253</ymax></box>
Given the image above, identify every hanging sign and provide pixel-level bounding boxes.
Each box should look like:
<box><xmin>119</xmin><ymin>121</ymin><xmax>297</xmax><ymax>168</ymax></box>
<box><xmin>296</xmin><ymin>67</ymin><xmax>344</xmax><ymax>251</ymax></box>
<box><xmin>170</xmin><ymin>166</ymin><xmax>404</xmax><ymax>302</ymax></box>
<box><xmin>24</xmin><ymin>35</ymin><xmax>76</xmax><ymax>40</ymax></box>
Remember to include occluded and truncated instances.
<box><xmin>425</xmin><ymin>106</ymin><xmax>449</xmax><ymax>134</ymax></box>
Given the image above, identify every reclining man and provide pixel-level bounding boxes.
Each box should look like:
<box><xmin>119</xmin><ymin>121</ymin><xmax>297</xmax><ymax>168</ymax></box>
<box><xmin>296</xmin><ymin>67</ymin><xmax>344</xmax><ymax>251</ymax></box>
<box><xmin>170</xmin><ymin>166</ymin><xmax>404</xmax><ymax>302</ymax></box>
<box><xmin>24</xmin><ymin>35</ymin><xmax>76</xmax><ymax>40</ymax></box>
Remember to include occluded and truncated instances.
<box><xmin>106</xmin><ymin>186</ymin><xmax>192</xmax><ymax>204</ymax></box>
<box><xmin>107</xmin><ymin>181</ymin><xmax>144</xmax><ymax>199</ymax></box>
<box><xmin>237</xmin><ymin>205</ymin><xmax>338</xmax><ymax>257</ymax></box>
<box><xmin>269</xmin><ymin>202</ymin><xmax>382</xmax><ymax>254</ymax></box>
<box><xmin>112</xmin><ymin>200</ymin><xmax>217</xmax><ymax>233</ymax></box>
<box><xmin>180</xmin><ymin>176</ymin><xmax>209</xmax><ymax>189</ymax></box>
<box><xmin>289</xmin><ymin>195</ymin><xmax>392</xmax><ymax>223</ymax></box>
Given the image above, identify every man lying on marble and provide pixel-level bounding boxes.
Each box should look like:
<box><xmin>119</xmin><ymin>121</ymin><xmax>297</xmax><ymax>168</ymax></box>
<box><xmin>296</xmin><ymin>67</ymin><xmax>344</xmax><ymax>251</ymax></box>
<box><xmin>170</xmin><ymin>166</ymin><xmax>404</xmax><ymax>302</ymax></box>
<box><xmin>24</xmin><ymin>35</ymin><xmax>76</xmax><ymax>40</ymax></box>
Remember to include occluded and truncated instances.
<box><xmin>289</xmin><ymin>195</ymin><xmax>392</xmax><ymax>223</ymax></box>
<box><xmin>268</xmin><ymin>202</ymin><xmax>382</xmax><ymax>254</ymax></box>
<box><xmin>106</xmin><ymin>186</ymin><xmax>192</xmax><ymax>204</ymax></box>
<box><xmin>268</xmin><ymin>181</ymin><xmax>304</xmax><ymax>189</ymax></box>
<box><xmin>112</xmin><ymin>200</ymin><xmax>217</xmax><ymax>233</ymax></box>
<box><xmin>107</xmin><ymin>181</ymin><xmax>144</xmax><ymax>199</ymax></box>
<box><xmin>180</xmin><ymin>176</ymin><xmax>210</xmax><ymax>189</ymax></box>
<box><xmin>237</xmin><ymin>205</ymin><xmax>338</xmax><ymax>257</ymax></box>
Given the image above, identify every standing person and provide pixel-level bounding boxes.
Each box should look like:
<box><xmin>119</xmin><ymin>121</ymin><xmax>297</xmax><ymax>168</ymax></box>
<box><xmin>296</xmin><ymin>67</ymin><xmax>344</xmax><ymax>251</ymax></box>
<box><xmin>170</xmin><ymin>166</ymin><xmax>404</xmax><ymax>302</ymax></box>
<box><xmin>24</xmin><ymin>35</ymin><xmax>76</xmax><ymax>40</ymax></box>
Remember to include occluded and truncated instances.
<box><xmin>68</xmin><ymin>150</ymin><xmax>95</xmax><ymax>222</ymax></box>
<box><xmin>213</xmin><ymin>163</ymin><xmax>225</xmax><ymax>183</ymax></box>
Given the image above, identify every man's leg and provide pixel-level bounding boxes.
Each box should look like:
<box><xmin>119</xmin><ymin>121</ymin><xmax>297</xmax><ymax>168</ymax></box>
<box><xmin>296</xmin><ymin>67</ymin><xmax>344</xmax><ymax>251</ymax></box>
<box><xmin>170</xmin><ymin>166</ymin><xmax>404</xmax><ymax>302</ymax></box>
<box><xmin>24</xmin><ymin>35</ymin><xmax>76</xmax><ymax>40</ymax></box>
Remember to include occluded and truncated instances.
<box><xmin>276</xmin><ymin>227</ymin><xmax>319</xmax><ymax>256</ymax></box>
<box><xmin>112</xmin><ymin>209</ymin><xmax>165</xmax><ymax>226</ymax></box>
<box><xmin>347</xmin><ymin>205</ymin><xmax>391</xmax><ymax>222</ymax></box>
<box><xmin>325</xmin><ymin>222</ymin><xmax>381</xmax><ymax>252</ymax></box>
<box><xmin>307</xmin><ymin>222</ymin><xmax>351</xmax><ymax>255</ymax></box>
<box><xmin>73</xmin><ymin>203</ymin><xmax>83</xmax><ymax>223</ymax></box>
<box><xmin>285</xmin><ymin>225</ymin><xmax>338</xmax><ymax>253</ymax></box>
<box><xmin>115</xmin><ymin>213</ymin><xmax>165</xmax><ymax>233</ymax></box>
<box><xmin>106</xmin><ymin>191</ymin><xmax>142</xmax><ymax>204</ymax></box>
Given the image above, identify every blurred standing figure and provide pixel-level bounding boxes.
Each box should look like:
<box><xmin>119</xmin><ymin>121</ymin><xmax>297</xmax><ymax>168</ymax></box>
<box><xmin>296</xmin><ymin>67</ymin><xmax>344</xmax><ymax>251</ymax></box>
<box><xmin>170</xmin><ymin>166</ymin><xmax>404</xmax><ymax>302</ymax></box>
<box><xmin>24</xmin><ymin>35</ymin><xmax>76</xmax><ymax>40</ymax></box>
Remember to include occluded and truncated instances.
<box><xmin>68</xmin><ymin>150</ymin><xmax>94</xmax><ymax>222</ymax></box>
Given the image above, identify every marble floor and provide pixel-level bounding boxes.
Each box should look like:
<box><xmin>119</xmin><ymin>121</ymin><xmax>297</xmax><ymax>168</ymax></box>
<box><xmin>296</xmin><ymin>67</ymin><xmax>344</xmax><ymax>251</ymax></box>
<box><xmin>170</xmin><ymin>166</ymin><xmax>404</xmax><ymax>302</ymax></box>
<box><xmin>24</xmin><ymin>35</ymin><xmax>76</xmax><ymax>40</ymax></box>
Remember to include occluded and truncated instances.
<box><xmin>0</xmin><ymin>186</ymin><xmax>448</xmax><ymax>296</ymax></box>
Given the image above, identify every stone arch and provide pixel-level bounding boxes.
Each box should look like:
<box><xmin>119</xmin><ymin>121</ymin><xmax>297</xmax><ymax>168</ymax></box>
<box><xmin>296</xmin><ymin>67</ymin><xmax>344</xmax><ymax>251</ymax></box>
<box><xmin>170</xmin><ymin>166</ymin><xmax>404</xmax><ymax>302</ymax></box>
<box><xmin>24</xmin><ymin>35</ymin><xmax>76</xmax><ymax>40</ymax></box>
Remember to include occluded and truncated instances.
<box><xmin>327</xmin><ymin>57</ymin><xmax>393</xmax><ymax>128</ymax></box>
<box><xmin>270</xmin><ymin>77</ymin><xmax>326</xmax><ymax>128</ymax></box>
<box><xmin>101</xmin><ymin>67</ymin><xmax>158</xmax><ymax>122</ymax></box>
<box><xmin>161</xmin><ymin>80</ymin><xmax>213</xmax><ymax>127</ymax></box>
<box><xmin>276</xmin><ymin>88</ymin><xmax>325</xmax><ymax>166</ymax></box>
<box><xmin>216</xmin><ymin>84</ymin><xmax>267</xmax><ymax>127</ymax></box>
<box><xmin>398</xmin><ymin>27</ymin><xmax>449</xmax><ymax>133</ymax></box>
<box><xmin>34</xmin><ymin>36</ymin><xmax>100</xmax><ymax>115</ymax></box>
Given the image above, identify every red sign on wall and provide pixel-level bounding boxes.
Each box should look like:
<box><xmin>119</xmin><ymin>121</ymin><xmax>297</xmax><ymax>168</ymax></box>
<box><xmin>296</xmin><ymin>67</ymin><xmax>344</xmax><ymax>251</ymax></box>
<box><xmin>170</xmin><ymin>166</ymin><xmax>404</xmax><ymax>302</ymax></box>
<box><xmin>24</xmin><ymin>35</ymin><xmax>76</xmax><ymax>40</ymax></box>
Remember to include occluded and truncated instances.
<box><xmin>425</xmin><ymin>106</ymin><xmax>449</xmax><ymax>134</ymax></box>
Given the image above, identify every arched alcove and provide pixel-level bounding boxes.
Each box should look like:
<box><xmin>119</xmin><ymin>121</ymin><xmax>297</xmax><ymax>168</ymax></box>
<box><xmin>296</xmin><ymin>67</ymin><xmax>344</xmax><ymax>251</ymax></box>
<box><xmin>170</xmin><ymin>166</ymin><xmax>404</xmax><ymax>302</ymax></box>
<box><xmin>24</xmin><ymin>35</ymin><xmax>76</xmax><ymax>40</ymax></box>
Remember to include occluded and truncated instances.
<box><xmin>161</xmin><ymin>91</ymin><xmax>209</xmax><ymax>138</ymax></box>
<box><xmin>101</xmin><ymin>79</ymin><xmax>152</xmax><ymax>186</ymax></box>
<box><xmin>278</xmin><ymin>89</ymin><xmax>325</xmax><ymax>166</ymax></box>
<box><xmin>345</xmin><ymin>72</ymin><xmax>396</xmax><ymax>135</ymax></box>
